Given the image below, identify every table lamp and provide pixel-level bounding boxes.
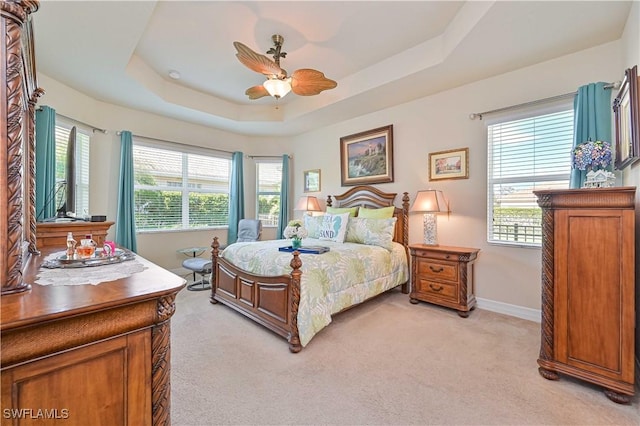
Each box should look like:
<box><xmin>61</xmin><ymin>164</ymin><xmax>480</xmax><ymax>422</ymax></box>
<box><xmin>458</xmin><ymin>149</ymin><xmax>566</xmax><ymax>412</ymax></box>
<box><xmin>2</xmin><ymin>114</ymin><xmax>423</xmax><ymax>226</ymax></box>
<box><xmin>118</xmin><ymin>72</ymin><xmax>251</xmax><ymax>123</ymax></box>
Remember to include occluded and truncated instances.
<box><xmin>295</xmin><ymin>196</ymin><xmax>321</xmax><ymax>216</ymax></box>
<box><xmin>410</xmin><ymin>189</ymin><xmax>447</xmax><ymax>245</ymax></box>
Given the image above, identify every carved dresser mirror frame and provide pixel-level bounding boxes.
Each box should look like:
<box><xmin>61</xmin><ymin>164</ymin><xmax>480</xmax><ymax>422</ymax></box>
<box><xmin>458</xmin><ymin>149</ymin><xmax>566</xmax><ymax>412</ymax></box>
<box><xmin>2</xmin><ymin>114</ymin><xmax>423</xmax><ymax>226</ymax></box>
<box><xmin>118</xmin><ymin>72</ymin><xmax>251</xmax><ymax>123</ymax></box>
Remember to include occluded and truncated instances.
<box><xmin>613</xmin><ymin>65</ymin><xmax>640</xmax><ymax>170</ymax></box>
<box><xmin>1</xmin><ymin>0</ymin><xmax>42</xmax><ymax>295</ymax></box>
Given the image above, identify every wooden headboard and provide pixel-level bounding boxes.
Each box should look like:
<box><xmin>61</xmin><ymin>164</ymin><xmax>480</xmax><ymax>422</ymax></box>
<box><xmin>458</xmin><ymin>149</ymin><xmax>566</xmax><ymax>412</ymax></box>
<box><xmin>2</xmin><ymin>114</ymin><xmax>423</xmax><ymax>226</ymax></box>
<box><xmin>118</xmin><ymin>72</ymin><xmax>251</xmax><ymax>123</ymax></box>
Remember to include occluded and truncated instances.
<box><xmin>326</xmin><ymin>185</ymin><xmax>410</xmax><ymax>247</ymax></box>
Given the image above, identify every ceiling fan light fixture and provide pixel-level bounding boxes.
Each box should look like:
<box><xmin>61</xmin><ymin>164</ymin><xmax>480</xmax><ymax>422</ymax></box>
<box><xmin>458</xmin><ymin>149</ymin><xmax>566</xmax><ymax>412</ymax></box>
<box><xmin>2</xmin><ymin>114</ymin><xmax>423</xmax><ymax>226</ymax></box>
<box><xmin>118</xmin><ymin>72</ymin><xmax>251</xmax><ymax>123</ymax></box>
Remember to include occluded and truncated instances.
<box><xmin>263</xmin><ymin>78</ymin><xmax>291</xmax><ymax>99</ymax></box>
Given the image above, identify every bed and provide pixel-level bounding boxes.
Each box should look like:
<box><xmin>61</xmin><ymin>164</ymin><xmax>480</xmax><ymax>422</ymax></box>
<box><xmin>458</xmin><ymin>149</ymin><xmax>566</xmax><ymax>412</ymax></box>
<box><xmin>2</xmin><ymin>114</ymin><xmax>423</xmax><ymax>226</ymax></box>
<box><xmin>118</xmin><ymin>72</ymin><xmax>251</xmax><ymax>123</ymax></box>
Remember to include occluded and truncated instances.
<box><xmin>209</xmin><ymin>185</ymin><xmax>410</xmax><ymax>352</ymax></box>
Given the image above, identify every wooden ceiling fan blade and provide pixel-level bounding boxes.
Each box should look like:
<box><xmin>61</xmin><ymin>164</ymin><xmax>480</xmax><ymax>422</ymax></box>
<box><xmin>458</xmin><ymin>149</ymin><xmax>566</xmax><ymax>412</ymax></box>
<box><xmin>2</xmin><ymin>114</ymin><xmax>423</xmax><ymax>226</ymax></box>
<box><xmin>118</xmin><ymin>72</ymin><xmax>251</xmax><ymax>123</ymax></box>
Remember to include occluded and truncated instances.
<box><xmin>290</xmin><ymin>69</ymin><xmax>337</xmax><ymax>96</ymax></box>
<box><xmin>233</xmin><ymin>41</ymin><xmax>285</xmax><ymax>77</ymax></box>
<box><xmin>245</xmin><ymin>85</ymin><xmax>270</xmax><ymax>100</ymax></box>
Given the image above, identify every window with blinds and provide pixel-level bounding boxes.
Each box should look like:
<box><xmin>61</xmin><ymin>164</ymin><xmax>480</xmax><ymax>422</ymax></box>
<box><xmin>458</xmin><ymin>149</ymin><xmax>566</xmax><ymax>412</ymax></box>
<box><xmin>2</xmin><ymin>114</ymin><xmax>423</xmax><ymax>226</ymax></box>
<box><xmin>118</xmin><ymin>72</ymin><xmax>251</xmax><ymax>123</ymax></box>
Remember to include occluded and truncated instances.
<box><xmin>132</xmin><ymin>141</ymin><xmax>231</xmax><ymax>231</ymax></box>
<box><xmin>256</xmin><ymin>161</ymin><xmax>282</xmax><ymax>227</ymax></box>
<box><xmin>487</xmin><ymin>108</ymin><xmax>574</xmax><ymax>246</ymax></box>
<box><xmin>55</xmin><ymin>123</ymin><xmax>90</xmax><ymax>216</ymax></box>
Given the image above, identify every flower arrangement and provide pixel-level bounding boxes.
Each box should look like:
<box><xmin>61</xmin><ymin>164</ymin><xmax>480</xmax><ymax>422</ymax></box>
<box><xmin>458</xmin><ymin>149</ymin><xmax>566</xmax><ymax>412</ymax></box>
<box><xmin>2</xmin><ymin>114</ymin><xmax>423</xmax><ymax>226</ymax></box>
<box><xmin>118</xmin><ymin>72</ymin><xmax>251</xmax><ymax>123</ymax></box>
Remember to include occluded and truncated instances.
<box><xmin>284</xmin><ymin>219</ymin><xmax>308</xmax><ymax>248</ymax></box>
<box><xmin>572</xmin><ymin>139</ymin><xmax>612</xmax><ymax>171</ymax></box>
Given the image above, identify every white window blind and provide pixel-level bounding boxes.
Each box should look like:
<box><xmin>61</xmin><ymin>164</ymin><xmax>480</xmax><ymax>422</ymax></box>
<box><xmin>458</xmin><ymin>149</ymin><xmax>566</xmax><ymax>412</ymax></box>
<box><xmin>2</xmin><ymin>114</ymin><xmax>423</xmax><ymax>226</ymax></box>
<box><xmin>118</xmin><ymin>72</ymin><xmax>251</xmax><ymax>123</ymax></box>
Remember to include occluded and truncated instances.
<box><xmin>55</xmin><ymin>123</ymin><xmax>90</xmax><ymax>216</ymax></box>
<box><xmin>132</xmin><ymin>141</ymin><xmax>231</xmax><ymax>231</ymax></box>
<box><xmin>487</xmin><ymin>108</ymin><xmax>574</xmax><ymax>246</ymax></box>
<box><xmin>256</xmin><ymin>161</ymin><xmax>282</xmax><ymax>227</ymax></box>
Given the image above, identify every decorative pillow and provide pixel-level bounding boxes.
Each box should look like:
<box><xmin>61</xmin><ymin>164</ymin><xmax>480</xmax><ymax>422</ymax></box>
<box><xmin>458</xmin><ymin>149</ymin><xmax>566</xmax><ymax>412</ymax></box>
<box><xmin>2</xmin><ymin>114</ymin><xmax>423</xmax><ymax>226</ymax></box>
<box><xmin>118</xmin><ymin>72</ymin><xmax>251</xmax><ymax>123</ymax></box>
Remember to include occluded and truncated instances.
<box><xmin>303</xmin><ymin>215</ymin><xmax>324</xmax><ymax>239</ymax></box>
<box><xmin>318</xmin><ymin>213</ymin><xmax>350</xmax><ymax>243</ymax></box>
<box><xmin>345</xmin><ymin>217</ymin><xmax>397</xmax><ymax>250</ymax></box>
<box><xmin>363</xmin><ymin>217</ymin><xmax>397</xmax><ymax>250</ymax></box>
<box><xmin>344</xmin><ymin>217</ymin><xmax>369</xmax><ymax>244</ymax></box>
<box><xmin>326</xmin><ymin>206</ymin><xmax>359</xmax><ymax>217</ymax></box>
<box><xmin>358</xmin><ymin>205</ymin><xmax>395</xmax><ymax>219</ymax></box>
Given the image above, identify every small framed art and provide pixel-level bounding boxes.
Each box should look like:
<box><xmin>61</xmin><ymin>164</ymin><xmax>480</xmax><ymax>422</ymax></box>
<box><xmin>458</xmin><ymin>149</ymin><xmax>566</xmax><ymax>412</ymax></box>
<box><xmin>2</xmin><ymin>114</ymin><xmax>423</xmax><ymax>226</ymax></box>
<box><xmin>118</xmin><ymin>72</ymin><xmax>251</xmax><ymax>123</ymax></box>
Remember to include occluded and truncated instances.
<box><xmin>304</xmin><ymin>169</ymin><xmax>321</xmax><ymax>192</ymax></box>
<box><xmin>429</xmin><ymin>148</ymin><xmax>469</xmax><ymax>181</ymax></box>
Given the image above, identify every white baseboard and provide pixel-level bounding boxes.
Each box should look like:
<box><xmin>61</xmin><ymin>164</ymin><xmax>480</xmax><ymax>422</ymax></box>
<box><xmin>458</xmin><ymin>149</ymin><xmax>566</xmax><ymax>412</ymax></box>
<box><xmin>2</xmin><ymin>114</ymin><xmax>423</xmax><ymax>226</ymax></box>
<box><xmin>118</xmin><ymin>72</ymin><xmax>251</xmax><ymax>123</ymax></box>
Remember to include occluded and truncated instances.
<box><xmin>476</xmin><ymin>297</ymin><xmax>541</xmax><ymax>323</ymax></box>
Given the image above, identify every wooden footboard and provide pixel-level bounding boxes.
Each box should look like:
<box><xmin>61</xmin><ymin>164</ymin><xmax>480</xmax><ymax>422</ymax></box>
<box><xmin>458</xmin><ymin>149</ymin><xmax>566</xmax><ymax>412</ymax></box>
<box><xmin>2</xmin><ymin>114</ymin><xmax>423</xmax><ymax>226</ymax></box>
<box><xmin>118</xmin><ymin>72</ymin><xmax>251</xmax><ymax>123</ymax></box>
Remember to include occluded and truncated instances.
<box><xmin>209</xmin><ymin>237</ymin><xmax>303</xmax><ymax>353</ymax></box>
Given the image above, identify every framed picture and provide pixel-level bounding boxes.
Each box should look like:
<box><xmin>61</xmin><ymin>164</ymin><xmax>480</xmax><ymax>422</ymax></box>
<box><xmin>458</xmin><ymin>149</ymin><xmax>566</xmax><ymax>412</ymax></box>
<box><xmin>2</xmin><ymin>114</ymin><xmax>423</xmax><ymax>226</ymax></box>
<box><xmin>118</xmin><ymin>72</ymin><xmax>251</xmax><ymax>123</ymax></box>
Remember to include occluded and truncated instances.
<box><xmin>303</xmin><ymin>169</ymin><xmax>321</xmax><ymax>192</ymax></box>
<box><xmin>340</xmin><ymin>125</ymin><xmax>394</xmax><ymax>186</ymax></box>
<box><xmin>429</xmin><ymin>147</ymin><xmax>469</xmax><ymax>181</ymax></box>
<box><xmin>613</xmin><ymin>65</ymin><xmax>640</xmax><ymax>170</ymax></box>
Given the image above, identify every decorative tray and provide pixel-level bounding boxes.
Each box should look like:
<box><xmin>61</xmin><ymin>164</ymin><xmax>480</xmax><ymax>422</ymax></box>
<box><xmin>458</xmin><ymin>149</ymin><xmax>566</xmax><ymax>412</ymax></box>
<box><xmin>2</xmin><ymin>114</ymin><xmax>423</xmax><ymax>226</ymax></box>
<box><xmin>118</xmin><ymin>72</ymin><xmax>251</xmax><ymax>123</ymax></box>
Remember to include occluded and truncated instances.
<box><xmin>278</xmin><ymin>245</ymin><xmax>330</xmax><ymax>254</ymax></box>
<box><xmin>42</xmin><ymin>248</ymin><xmax>136</xmax><ymax>269</ymax></box>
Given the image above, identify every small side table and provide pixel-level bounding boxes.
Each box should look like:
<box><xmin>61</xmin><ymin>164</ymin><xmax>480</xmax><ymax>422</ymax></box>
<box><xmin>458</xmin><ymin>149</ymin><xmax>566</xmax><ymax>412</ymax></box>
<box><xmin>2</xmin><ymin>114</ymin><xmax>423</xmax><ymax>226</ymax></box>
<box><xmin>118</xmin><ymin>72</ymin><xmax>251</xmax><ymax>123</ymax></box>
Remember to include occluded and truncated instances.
<box><xmin>409</xmin><ymin>244</ymin><xmax>480</xmax><ymax>317</ymax></box>
<box><xmin>177</xmin><ymin>246</ymin><xmax>209</xmax><ymax>282</ymax></box>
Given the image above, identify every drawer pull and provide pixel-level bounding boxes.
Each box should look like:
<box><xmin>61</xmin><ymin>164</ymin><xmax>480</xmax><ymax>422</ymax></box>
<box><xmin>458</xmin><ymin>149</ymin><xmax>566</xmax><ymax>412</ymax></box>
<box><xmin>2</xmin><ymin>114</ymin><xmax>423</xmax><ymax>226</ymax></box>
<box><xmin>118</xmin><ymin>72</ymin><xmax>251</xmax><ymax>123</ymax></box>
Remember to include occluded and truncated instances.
<box><xmin>429</xmin><ymin>266</ymin><xmax>444</xmax><ymax>273</ymax></box>
<box><xmin>429</xmin><ymin>284</ymin><xmax>444</xmax><ymax>292</ymax></box>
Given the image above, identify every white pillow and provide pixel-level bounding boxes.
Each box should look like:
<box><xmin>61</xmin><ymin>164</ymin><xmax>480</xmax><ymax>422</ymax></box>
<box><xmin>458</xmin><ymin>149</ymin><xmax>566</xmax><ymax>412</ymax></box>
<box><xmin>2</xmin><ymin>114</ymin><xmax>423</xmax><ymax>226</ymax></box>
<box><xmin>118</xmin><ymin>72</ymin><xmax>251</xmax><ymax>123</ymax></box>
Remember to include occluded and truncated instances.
<box><xmin>318</xmin><ymin>213</ymin><xmax>350</xmax><ymax>243</ymax></box>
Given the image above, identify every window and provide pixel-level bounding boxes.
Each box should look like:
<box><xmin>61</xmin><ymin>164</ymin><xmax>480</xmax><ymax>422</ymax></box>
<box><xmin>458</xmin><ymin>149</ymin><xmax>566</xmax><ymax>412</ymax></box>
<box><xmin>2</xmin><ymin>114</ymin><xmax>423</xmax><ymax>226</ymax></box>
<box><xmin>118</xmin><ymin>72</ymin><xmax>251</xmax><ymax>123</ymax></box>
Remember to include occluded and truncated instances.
<box><xmin>256</xmin><ymin>161</ymin><xmax>282</xmax><ymax>227</ymax></box>
<box><xmin>132</xmin><ymin>140</ymin><xmax>231</xmax><ymax>231</ymax></box>
<box><xmin>55</xmin><ymin>121</ymin><xmax>90</xmax><ymax>216</ymax></box>
<box><xmin>487</xmin><ymin>108</ymin><xmax>574</xmax><ymax>246</ymax></box>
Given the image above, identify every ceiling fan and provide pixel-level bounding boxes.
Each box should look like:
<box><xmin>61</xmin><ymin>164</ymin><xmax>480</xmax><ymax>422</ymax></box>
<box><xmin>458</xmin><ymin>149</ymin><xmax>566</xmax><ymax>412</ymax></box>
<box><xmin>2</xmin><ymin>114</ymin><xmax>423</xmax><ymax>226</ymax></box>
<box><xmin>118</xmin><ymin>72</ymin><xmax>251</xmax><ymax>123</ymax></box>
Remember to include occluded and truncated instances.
<box><xmin>233</xmin><ymin>34</ymin><xmax>337</xmax><ymax>100</ymax></box>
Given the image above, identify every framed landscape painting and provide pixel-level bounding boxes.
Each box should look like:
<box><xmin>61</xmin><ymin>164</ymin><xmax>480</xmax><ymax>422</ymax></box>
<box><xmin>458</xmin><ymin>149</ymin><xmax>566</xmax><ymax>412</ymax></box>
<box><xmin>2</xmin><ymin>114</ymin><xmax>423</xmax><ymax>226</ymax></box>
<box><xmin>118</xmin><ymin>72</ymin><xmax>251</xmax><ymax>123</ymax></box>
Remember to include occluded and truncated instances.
<box><xmin>429</xmin><ymin>147</ymin><xmax>469</xmax><ymax>181</ymax></box>
<box><xmin>340</xmin><ymin>125</ymin><xmax>394</xmax><ymax>186</ymax></box>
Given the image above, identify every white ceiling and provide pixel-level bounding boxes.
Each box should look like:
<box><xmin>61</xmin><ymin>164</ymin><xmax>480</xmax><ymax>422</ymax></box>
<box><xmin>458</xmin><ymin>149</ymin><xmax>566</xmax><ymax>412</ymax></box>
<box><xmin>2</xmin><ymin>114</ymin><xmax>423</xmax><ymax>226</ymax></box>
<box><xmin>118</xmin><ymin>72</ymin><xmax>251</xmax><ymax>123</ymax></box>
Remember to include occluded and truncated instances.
<box><xmin>32</xmin><ymin>1</ymin><xmax>633</xmax><ymax>137</ymax></box>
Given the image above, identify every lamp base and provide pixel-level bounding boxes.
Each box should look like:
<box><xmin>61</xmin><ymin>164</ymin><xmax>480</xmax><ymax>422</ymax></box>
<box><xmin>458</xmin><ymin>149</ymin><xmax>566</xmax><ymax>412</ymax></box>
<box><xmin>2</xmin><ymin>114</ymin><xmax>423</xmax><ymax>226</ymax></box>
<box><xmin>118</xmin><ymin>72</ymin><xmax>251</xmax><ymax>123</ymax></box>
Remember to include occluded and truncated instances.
<box><xmin>423</xmin><ymin>213</ymin><xmax>438</xmax><ymax>246</ymax></box>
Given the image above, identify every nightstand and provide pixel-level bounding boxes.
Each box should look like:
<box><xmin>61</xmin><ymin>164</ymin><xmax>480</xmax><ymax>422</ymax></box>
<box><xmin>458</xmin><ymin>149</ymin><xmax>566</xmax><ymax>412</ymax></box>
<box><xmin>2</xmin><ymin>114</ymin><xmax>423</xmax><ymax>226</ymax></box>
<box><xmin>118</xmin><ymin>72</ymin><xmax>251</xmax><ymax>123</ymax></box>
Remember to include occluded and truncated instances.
<box><xmin>409</xmin><ymin>244</ymin><xmax>480</xmax><ymax>317</ymax></box>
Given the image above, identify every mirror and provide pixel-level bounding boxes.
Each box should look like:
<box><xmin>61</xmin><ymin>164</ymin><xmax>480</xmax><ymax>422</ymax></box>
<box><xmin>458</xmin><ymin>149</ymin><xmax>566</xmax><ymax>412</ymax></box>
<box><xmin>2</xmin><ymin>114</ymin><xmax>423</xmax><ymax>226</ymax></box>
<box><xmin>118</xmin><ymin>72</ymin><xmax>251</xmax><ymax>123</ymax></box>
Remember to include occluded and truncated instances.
<box><xmin>613</xmin><ymin>65</ymin><xmax>640</xmax><ymax>170</ymax></box>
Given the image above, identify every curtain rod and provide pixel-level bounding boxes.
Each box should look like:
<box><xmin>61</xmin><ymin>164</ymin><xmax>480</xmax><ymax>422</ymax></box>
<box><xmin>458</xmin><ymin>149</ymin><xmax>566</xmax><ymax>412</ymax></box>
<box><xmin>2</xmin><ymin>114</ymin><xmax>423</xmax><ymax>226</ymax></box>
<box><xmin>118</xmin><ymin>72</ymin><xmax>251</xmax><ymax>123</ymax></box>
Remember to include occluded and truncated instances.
<box><xmin>469</xmin><ymin>81</ymin><xmax>620</xmax><ymax>120</ymax></box>
<box><xmin>247</xmin><ymin>155</ymin><xmax>292</xmax><ymax>159</ymax></box>
<box><xmin>37</xmin><ymin>108</ymin><xmax>108</xmax><ymax>134</ymax></box>
<box><xmin>116</xmin><ymin>131</ymin><xmax>235</xmax><ymax>155</ymax></box>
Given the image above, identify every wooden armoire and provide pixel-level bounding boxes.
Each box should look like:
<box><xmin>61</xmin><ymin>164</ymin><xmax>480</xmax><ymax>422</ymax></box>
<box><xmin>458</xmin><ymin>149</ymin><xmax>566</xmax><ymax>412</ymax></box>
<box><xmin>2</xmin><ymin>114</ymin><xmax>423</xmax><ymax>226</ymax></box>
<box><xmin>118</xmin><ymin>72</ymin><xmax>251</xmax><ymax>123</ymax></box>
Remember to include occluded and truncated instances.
<box><xmin>534</xmin><ymin>187</ymin><xmax>636</xmax><ymax>403</ymax></box>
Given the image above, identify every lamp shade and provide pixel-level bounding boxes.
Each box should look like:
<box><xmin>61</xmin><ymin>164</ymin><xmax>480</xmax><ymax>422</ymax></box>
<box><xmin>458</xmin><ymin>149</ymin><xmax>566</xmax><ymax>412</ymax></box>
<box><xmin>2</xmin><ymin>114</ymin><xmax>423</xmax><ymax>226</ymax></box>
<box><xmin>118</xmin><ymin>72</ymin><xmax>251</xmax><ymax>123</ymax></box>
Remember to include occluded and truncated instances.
<box><xmin>295</xmin><ymin>196</ymin><xmax>321</xmax><ymax>212</ymax></box>
<box><xmin>263</xmin><ymin>78</ymin><xmax>292</xmax><ymax>99</ymax></box>
<box><xmin>410</xmin><ymin>190</ymin><xmax>447</xmax><ymax>213</ymax></box>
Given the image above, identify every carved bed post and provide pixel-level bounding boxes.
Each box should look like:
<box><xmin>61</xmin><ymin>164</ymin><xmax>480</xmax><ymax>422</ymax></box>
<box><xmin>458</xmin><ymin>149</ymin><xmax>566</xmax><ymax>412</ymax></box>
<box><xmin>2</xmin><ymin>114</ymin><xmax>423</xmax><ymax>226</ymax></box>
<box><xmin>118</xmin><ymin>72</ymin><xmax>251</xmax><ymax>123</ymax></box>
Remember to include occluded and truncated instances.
<box><xmin>400</xmin><ymin>191</ymin><xmax>410</xmax><ymax>294</ymax></box>
<box><xmin>210</xmin><ymin>236</ymin><xmax>220</xmax><ymax>304</ymax></box>
<box><xmin>326</xmin><ymin>195</ymin><xmax>333</xmax><ymax>207</ymax></box>
<box><xmin>288</xmin><ymin>251</ymin><xmax>302</xmax><ymax>353</ymax></box>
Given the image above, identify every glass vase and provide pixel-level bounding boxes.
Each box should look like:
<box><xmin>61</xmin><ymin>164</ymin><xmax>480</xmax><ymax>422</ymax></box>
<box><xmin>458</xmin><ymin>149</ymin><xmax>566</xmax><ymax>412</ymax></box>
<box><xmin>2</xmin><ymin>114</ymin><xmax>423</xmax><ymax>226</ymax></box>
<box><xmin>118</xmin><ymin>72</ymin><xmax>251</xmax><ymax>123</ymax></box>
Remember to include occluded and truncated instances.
<box><xmin>291</xmin><ymin>238</ymin><xmax>302</xmax><ymax>249</ymax></box>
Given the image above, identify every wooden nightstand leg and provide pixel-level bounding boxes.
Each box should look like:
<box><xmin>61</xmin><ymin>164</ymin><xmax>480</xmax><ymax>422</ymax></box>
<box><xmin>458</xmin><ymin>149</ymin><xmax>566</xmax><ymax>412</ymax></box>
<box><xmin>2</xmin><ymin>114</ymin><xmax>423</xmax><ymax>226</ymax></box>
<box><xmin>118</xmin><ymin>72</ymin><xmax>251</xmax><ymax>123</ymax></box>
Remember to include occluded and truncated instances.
<box><xmin>409</xmin><ymin>297</ymin><xmax>419</xmax><ymax>304</ymax></box>
<box><xmin>457</xmin><ymin>310</ymin><xmax>469</xmax><ymax>318</ymax></box>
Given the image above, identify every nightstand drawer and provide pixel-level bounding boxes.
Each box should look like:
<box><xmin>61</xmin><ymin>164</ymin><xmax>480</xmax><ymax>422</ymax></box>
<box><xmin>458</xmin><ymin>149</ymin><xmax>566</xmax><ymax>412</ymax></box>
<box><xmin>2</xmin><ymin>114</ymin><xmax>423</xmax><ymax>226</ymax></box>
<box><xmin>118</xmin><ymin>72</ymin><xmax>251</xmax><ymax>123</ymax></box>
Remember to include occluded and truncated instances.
<box><xmin>415</xmin><ymin>279</ymin><xmax>457</xmax><ymax>301</ymax></box>
<box><xmin>416</xmin><ymin>260</ymin><xmax>458</xmax><ymax>282</ymax></box>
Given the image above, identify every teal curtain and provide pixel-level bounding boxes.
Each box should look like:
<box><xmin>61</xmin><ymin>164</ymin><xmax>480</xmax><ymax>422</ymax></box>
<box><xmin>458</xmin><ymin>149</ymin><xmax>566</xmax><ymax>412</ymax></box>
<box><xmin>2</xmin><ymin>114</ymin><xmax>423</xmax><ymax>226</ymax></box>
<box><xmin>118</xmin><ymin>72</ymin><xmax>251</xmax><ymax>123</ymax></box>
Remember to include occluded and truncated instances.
<box><xmin>35</xmin><ymin>106</ymin><xmax>57</xmax><ymax>220</ymax></box>
<box><xmin>570</xmin><ymin>82</ymin><xmax>612</xmax><ymax>188</ymax></box>
<box><xmin>277</xmin><ymin>154</ymin><xmax>290</xmax><ymax>239</ymax></box>
<box><xmin>228</xmin><ymin>151</ymin><xmax>245</xmax><ymax>244</ymax></box>
<box><xmin>116</xmin><ymin>131</ymin><xmax>137</xmax><ymax>252</ymax></box>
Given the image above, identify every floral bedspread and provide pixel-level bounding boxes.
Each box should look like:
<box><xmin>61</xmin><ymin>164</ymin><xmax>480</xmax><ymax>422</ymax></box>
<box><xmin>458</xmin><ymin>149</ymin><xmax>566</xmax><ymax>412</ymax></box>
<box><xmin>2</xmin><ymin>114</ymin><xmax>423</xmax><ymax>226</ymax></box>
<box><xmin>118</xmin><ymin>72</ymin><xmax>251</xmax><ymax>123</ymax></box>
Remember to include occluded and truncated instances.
<box><xmin>220</xmin><ymin>238</ymin><xmax>409</xmax><ymax>346</ymax></box>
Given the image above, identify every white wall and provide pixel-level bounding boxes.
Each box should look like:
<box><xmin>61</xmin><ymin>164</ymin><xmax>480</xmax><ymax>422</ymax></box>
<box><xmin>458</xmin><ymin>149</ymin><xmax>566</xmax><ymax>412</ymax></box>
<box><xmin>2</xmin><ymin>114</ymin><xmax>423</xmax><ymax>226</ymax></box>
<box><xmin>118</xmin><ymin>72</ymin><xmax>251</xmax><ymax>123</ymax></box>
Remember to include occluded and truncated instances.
<box><xmin>284</xmin><ymin>40</ymin><xmax>623</xmax><ymax>312</ymax></box>
<box><xmin>38</xmin><ymin>39</ymin><xmax>625</xmax><ymax>314</ymax></box>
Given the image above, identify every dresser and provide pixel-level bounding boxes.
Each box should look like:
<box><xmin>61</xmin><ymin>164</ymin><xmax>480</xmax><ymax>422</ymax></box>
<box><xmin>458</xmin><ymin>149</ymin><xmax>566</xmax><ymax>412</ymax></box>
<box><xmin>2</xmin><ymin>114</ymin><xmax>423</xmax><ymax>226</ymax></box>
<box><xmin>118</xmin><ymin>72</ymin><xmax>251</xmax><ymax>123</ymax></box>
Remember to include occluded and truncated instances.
<box><xmin>409</xmin><ymin>245</ymin><xmax>479</xmax><ymax>317</ymax></box>
<box><xmin>534</xmin><ymin>187</ymin><xmax>636</xmax><ymax>403</ymax></box>
<box><xmin>36</xmin><ymin>221</ymin><xmax>115</xmax><ymax>249</ymax></box>
<box><xmin>1</xmin><ymin>247</ymin><xmax>186</xmax><ymax>425</ymax></box>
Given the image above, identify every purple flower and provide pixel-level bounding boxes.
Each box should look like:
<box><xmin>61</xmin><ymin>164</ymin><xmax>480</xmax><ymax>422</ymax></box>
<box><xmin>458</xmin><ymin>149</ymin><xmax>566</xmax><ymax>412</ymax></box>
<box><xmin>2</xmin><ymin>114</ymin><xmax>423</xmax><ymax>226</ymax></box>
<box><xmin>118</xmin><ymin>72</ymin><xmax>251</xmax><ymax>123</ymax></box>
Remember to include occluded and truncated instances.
<box><xmin>572</xmin><ymin>140</ymin><xmax>612</xmax><ymax>170</ymax></box>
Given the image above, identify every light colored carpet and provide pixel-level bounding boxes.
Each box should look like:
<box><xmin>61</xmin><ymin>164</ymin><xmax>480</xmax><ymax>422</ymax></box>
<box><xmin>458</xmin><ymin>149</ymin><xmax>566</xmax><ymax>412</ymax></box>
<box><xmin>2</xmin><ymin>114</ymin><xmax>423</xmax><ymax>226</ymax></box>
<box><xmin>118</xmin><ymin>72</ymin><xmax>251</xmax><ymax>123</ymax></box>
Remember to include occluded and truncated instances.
<box><xmin>170</xmin><ymin>287</ymin><xmax>639</xmax><ymax>426</ymax></box>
